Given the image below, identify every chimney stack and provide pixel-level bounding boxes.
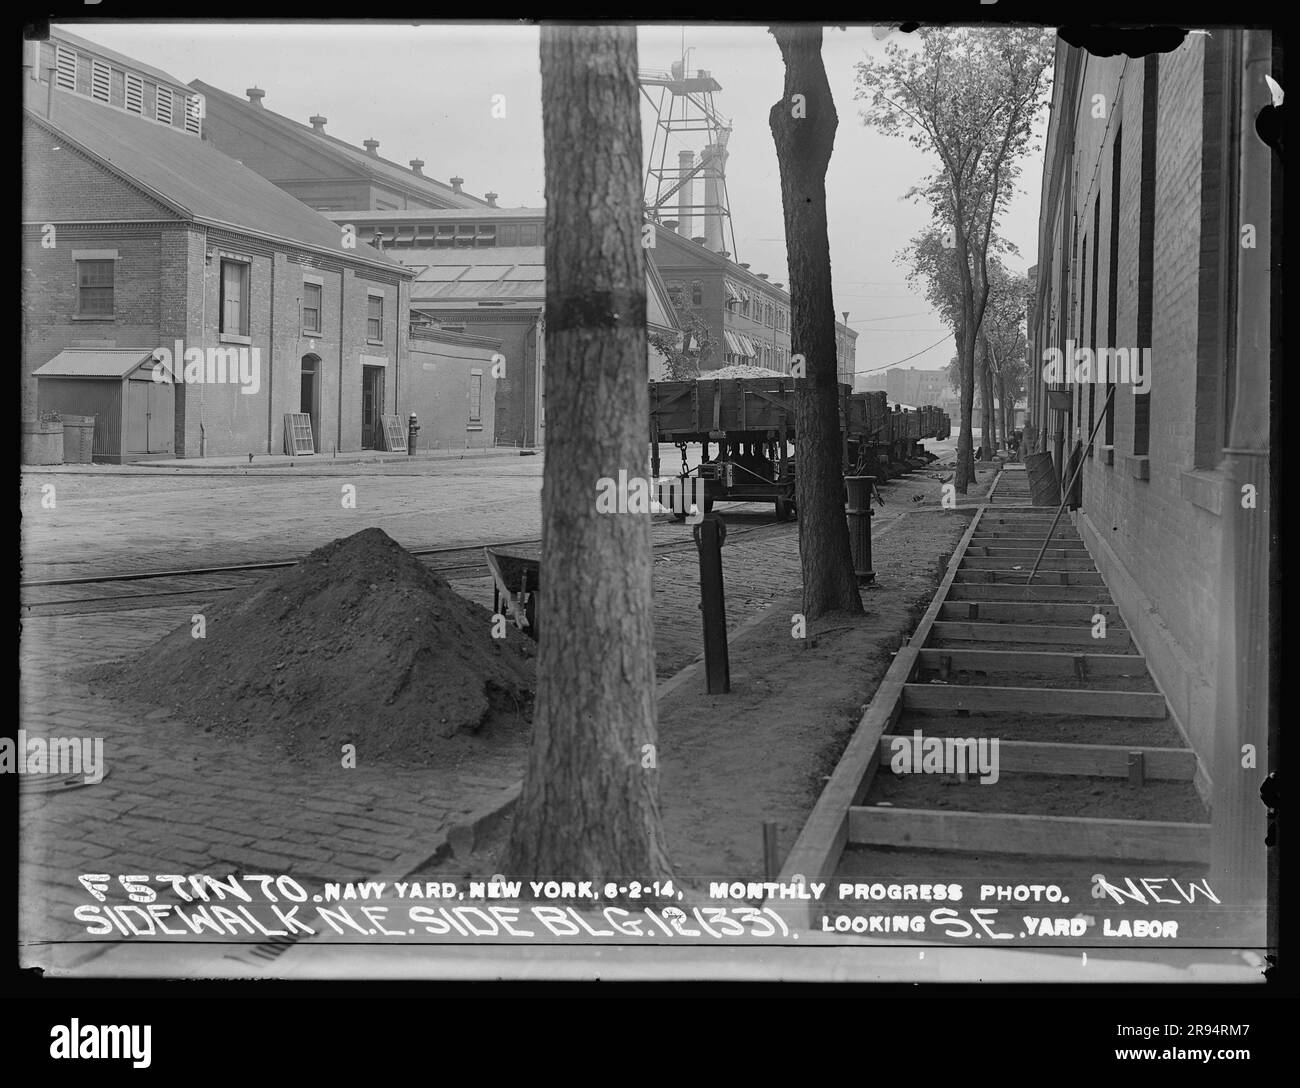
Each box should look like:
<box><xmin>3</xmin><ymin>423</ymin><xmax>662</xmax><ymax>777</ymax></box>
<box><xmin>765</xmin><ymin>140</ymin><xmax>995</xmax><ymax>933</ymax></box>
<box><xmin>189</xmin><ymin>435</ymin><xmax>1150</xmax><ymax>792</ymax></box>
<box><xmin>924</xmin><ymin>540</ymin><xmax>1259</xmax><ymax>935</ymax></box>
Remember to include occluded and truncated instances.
<box><xmin>485</xmin><ymin>192</ymin><xmax>498</xmax><ymax>208</ymax></box>
<box><xmin>246</xmin><ymin>87</ymin><xmax>265</xmax><ymax>107</ymax></box>
<box><xmin>409</xmin><ymin>158</ymin><xmax>425</xmax><ymax>174</ymax></box>
<box><xmin>363</xmin><ymin>139</ymin><xmax>380</xmax><ymax>156</ymax></box>
<box><xmin>702</xmin><ymin>142</ymin><xmax>728</xmax><ymax>252</ymax></box>
<box><xmin>677</xmin><ymin>150</ymin><xmax>694</xmax><ymax>241</ymax></box>
<box><xmin>450</xmin><ymin>176</ymin><xmax>464</xmax><ymax>193</ymax></box>
<box><xmin>309</xmin><ymin>115</ymin><xmax>327</xmax><ymax>133</ymax></box>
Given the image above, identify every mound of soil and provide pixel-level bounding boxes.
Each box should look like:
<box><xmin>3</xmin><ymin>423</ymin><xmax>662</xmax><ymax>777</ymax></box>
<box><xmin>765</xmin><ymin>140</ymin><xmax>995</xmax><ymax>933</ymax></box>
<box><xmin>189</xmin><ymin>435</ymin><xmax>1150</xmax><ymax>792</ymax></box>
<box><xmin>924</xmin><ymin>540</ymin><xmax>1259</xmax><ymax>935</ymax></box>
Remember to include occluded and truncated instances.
<box><xmin>100</xmin><ymin>528</ymin><xmax>535</xmax><ymax>765</ymax></box>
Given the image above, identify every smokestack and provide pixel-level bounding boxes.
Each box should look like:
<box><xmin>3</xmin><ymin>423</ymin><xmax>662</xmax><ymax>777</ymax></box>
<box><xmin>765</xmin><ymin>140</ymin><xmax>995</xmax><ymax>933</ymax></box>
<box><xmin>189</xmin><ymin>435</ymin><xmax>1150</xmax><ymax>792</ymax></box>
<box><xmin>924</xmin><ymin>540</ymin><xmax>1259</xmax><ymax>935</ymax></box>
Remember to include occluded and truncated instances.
<box><xmin>677</xmin><ymin>150</ymin><xmax>694</xmax><ymax>242</ymax></box>
<box><xmin>702</xmin><ymin>142</ymin><xmax>728</xmax><ymax>252</ymax></box>
<box><xmin>363</xmin><ymin>139</ymin><xmax>380</xmax><ymax>157</ymax></box>
<box><xmin>246</xmin><ymin>87</ymin><xmax>265</xmax><ymax>107</ymax></box>
<box><xmin>309</xmin><ymin>115</ymin><xmax>327</xmax><ymax>133</ymax></box>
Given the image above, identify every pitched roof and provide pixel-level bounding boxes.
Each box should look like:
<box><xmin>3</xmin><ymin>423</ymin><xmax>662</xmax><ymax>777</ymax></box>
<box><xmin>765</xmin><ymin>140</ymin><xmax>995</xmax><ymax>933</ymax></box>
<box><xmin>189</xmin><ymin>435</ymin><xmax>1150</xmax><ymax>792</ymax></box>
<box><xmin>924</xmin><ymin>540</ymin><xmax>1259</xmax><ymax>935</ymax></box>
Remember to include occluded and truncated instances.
<box><xmin>33</xmin><ymin>349</ymin><xmax>157</xmax><ymax>379</ymax></box>
<box><xmin>50</xmin><ymin>28</ymin><xmax>190</xmax><ymax>93</ymax></box>
<box><xmin>393</xmin><ymin>247</ymin><xmax>545</xmax><ymax>305</ymax></box>
<box><xmin>191</xmin><ymin>80</ymin><xmax>492</xmax><ymax>211</ymax></box>
<box><xmin>25</xmin><ymin>92</ymin><xmax>404</xmax><ymax>274</ymax></box>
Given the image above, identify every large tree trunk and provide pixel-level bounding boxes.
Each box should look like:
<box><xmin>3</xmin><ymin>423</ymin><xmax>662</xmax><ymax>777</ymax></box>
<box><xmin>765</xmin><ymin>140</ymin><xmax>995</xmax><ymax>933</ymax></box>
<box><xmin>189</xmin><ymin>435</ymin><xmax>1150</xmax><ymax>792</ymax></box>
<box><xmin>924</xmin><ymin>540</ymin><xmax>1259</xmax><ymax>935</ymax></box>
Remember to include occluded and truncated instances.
<box><xmin>769</xmin><ymin>25</ymin><xmax>861</xmax><ymax>619</ymax></box>
<box><xmin>978</xmin><ymin>341</ymin><xmax>995</xmax><ymax>461</ymax></box>
<box><xmin>955</xmin><ymin>322</ymin><xmax>977</xmax><ymax>492</ymax></box>
<box><xmin>502</xmin><ymin>25</ymin><xmax>672</xmax><ymax>881</ymax></box>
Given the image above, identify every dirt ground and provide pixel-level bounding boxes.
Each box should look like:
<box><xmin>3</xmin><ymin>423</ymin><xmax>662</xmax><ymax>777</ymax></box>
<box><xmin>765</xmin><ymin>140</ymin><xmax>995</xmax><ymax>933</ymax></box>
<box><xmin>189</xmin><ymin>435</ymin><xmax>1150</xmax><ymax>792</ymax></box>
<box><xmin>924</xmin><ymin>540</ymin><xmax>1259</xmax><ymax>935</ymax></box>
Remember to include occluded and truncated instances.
<box><xmin>427</xmin><ymin>457</ymin><xmax>1001</xmax><ymax>889</ymax></box>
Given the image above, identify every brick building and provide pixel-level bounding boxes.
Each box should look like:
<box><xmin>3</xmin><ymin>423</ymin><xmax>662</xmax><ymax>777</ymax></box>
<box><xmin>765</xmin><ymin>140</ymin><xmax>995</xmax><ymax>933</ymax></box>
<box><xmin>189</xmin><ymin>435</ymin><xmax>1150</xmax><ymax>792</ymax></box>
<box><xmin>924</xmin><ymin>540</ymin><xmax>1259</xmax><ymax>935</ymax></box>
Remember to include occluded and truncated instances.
<box><xmin>21</xmin><ymin>36</ymin><xmax>448</xmax><ymax>460</ymax></box>
<box><xmin>1026</xmin><ymin>27</ymin><xmax>1276</xmax><ymax>865</ymax></box>
<box><xmin>649</xmin><ymin>223</ymin><xmax>858</xmax><ymax>386</ymax></box>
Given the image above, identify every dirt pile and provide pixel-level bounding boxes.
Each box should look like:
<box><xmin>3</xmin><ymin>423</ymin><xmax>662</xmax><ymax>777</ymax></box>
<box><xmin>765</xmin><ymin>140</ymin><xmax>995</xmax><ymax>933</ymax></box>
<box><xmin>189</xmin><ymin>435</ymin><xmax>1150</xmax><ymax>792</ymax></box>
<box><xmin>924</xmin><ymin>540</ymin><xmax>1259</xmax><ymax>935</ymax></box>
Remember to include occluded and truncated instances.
<box><xmin>102</xmin><ymin>528</ymin><xmax>535</xmax><ymax>765</ymax></box>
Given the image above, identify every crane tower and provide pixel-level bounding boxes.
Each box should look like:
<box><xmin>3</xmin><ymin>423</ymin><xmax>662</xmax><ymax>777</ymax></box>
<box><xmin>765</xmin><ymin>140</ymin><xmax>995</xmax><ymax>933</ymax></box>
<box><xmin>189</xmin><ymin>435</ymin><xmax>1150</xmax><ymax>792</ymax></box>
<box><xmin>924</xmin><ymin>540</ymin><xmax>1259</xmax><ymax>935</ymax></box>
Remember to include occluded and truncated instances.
<box><xmin>639</xmin><ymin>60</ymin><xmax>738</xmax><ymax>261</ymax></box>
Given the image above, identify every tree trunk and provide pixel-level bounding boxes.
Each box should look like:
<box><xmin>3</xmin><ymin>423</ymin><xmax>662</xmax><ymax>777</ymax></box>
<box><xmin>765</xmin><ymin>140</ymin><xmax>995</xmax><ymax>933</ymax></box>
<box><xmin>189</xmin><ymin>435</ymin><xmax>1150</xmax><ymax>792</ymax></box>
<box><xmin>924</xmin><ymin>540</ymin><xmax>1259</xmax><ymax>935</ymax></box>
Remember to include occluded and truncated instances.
<box><xmin>978</xmin><ymin>341</ymin><xmax>995</xmax><ymax>461</ymax></box>
<box><xmin>955</xmin><ymin>319</ymin><xmax>977</xmax><ymax>491</ymax></box>
<box><xmin>502</xmin><ymin>25</ymin><xmax>672</xmax><ymax>881</ymax></box>
<box><xmin>769</xmin><ymin>25</ymin><xmax>861</xmax><ymax>619</ymax></box>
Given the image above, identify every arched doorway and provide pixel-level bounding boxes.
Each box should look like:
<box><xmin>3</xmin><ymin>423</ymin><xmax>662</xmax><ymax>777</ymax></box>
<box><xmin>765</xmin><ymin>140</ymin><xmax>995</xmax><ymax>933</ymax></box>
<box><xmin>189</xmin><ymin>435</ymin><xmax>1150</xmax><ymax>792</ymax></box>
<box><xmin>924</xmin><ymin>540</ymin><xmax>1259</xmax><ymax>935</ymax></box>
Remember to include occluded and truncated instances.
<box><xmin>300</xmin><ymin>354</ymin><xmax>320</xmax><ymax>451</ymax></box>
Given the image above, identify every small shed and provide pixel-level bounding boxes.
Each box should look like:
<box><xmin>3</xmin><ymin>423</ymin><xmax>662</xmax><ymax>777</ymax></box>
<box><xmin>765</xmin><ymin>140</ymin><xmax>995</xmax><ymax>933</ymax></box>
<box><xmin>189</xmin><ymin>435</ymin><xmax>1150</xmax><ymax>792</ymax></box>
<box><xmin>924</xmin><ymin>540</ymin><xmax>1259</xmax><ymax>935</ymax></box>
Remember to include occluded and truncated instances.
<box><xmin>33</xmin><ymin>349</ymin><xmax>174</xmax><ymax>463</ymax></box>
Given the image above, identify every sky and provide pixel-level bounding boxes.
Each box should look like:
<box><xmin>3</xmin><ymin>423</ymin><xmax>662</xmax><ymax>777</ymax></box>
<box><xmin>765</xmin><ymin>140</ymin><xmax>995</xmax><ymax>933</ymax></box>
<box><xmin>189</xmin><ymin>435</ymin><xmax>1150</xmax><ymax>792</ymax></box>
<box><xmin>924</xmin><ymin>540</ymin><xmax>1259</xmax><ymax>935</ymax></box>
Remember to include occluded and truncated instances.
<box><xmin>65</xmin><ymin>21</ymin><xmax>1051</xmax><ymax>385</ymax></box>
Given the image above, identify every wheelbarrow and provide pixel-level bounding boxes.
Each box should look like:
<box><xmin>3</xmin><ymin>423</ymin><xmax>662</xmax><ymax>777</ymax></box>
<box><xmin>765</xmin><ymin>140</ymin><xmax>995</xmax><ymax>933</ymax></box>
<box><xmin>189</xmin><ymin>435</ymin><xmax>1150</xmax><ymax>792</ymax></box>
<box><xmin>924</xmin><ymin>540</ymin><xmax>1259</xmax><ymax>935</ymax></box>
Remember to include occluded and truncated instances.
<box><xmin>483</xmin><ymin>543</ymin><xmax>541</xmax><ymax>641</ymax></box>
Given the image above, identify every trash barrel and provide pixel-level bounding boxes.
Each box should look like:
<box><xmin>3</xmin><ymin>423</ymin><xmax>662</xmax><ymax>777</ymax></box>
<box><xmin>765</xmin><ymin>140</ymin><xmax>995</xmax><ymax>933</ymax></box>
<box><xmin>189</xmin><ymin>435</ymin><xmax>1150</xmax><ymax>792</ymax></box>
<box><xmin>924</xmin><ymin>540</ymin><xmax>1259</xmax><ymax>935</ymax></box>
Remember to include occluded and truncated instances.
<box><xmin>61</xmin><ymin>415</ymin><xmax>96</xmax><ymax>464</ymax></box>
<box><xmin>22</xmin><ymin>418</ymin><xmax>64</xmax><ymax>465</ymax></box>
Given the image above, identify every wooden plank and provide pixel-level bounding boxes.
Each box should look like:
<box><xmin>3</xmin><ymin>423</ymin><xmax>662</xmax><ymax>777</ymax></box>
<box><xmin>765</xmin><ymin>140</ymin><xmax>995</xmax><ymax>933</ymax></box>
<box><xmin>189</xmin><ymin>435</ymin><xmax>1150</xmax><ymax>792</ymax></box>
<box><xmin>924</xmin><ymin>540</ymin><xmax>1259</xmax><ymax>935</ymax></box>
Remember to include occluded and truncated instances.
<box><xmin>966</xmin><ymin>546</ymin><xmax>1086</xmax><ymax>559</ymax></box>
<box><xmin>776</xmin><ymin>507</ymin><xmax>986</xmax><ymax>927</ymax></box>
<box><xmin>931</xmin><ymin>621</ymin><xmax>1134</xmax><ymax>650</ymax></box>
<box><xmin>961</xmin><ymin>556</ymin><xmax>1099</xmax><ymax>572</ymax></box>
<box><xmin>847</xmin><ymin>807</ymin><xmax>1210</xmax><ymax>862</ymax></box>
<box><xmin>917</xmin><ymin>647</ymin><xmax>1148</xmax><ymax>678</ymax></box>
<box><xmin>971</xmin><ymin>534</ymin><xmax>1086</xmax><ymax>547</ymax></box>
<box><xmin>946</xmin><ymin>583</ymin><xmax>1107</xmax><ymax>602</ymax></box>
<box><xmin>939</xmin><ymin>600</ymin><xmax>1120</xmax><ymax>624</ymax></box>
<box><xmin>902</xmin><ymin>684</ymin><xmax>1167</xmax><ymax>719</ymax></box>
<box><xmin>957</xmin><ymin>568</ymin><xmax>1106</xmax><ymax>586</ymax></box>
<box><xmin>878</xmin><ymin>736</ymin><xmax>1196</xmax><ymax>780</ymax></box>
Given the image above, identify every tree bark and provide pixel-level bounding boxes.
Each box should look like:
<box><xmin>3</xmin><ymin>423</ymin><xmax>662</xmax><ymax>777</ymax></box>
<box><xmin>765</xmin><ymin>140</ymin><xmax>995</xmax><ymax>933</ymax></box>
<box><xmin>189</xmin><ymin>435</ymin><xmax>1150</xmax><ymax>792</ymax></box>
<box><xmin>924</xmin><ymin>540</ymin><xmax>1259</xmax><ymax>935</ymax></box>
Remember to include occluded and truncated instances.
<box><xmin>769</xmin><ymin>25</ymin><xmax>862</xmax><ymax>619</ymax></box>
<box><xmin>502</xmin><ymin>25</ymin><xmax>672</xmax><ymax>881</ymax></box>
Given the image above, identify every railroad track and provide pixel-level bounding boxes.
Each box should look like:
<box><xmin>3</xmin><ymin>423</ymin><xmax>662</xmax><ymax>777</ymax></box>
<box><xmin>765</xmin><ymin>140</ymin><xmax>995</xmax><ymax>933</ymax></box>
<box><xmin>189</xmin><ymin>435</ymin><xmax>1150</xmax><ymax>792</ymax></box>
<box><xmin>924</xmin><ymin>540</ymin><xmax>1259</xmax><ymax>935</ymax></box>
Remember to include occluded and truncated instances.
<box><xmin>778</xmin><ymin>461</ymin><xmax>1210</xmax><ymax>928</ymax></box>
<box><xmin>20</xmin><ymin>512</ymin><xmax>791</xmax><ymax>618</ymax></box>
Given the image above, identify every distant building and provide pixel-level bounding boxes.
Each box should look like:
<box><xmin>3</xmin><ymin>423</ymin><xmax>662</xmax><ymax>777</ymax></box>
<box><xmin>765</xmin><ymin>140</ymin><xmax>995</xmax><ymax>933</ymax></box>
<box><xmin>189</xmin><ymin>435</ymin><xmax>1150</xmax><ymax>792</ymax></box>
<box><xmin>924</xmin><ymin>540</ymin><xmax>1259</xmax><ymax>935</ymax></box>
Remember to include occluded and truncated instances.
<box><xmin>649</xmin><ymin>224</ymin><xmax>857</xmax><ymax>386</ymax></box>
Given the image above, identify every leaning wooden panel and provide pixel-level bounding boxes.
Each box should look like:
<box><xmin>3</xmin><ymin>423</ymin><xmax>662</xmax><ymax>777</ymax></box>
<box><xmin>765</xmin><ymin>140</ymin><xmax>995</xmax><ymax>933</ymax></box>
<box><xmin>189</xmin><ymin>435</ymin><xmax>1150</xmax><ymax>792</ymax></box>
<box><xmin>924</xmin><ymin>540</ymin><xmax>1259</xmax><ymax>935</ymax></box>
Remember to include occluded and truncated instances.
<box><xmin>902</xmin><ymin>683</ymin><xmax>1167</xmax><ymax>719</ymax></box>
<box><xmin>847</xmin><ymin>807</ymin><xmax>1210</xmax><ymax>863</ymax></box>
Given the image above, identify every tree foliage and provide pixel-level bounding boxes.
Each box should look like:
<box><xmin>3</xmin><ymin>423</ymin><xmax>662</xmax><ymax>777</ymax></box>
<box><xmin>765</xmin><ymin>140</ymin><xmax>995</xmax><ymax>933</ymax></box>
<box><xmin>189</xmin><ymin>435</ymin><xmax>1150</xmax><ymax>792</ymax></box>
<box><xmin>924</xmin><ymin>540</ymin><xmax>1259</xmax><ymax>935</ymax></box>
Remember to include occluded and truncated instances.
<box><xmin>856</xmin><ymin>27</ymin><xmax>1054</xmax><ymax>490</ymax></box>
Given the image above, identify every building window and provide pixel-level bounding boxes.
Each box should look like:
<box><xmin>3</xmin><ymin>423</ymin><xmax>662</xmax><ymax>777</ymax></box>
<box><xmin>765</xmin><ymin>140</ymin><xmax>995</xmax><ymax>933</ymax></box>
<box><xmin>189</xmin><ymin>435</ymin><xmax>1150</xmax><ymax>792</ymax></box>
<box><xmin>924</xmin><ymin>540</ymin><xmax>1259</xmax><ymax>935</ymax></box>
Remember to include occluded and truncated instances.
<box><xmin>76</xmin><ymin>259</ymin><xmax>114</xmax><ymax>316</ymax></box>
<box><xmin>367</xmin><ymin>294</ymin><xmax>384</xmax><ymax>341</ymax></box>
<box><xmin>90</xmin><ymin>59</ymin><xmax>111</xmax><ymax>103</ymax></box>
<box><xmin>519</xmin><ymin>223</ymin><xmax>540</xmax><ymax>246</ymax></box>
<box><xmin>469</xmin><ymin>372</ymin><xmax>483</xmax><ymax>422</ymax></box>
<box><xmin>1105</xmin><ymin>127</ymin><xmax>1122</xmax><ymax>449</ymax></box>
<box><xmin>124</xmin><ymin>72</ymin><xmax>143</xmax><ymax>113</ymax></box>
<box><xmin>55</xmin><ymin>44</ymin><xmax>77</xmax><ymax>91</ymax></box>
<box><xmin>499</xmin><ymin>224</ymin><xmax>518</xmax><ymax>247</ymax></box>
<box><xmin>668</xmin><ymin>284</ymin><xmax>685</xmax><ymax>309</ymax></box>
<box><xmin>1134</xmin><ymin>55</ymin><xmax>1158</xmax><ymax>459</ymax></box>
<box><xmin>302</xmin><ymin>282</ymin><xmax>322</xmax><ymax>334</ymax></box>
<box><xmin>220</xmin><ymin>260</ymin><xmax>250</xmax><ymax>336</ymax></box>
<box><xmin>691</xmin><ymin>280</ymin><xmax>703</xmax><ymax>307</ymax></box>
<box><xmin>156</xmin><ymin>86</ymin><xmax>173</xmax><ymax>125</ymax></box>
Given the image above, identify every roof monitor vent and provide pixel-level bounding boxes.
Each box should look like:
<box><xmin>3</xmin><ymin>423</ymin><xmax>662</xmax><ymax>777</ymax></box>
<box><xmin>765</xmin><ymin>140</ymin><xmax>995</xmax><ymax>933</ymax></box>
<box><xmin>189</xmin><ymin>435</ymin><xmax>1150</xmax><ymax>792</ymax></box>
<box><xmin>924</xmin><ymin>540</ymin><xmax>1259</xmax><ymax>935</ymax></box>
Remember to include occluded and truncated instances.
<box><xmin>246</xmin><ymin>87</ymin><xmax>265</xmax><ymax>107</ymax></box>
<box><xmin>409</xmin><ymin>158</ymin><xmax>425</xmax><ymax>174</ymax></box>
<box><xmin>450</xmin><ymin>176</ymin><xmax>465</xmax><ymax>193</ymax></box>
<box><xmin>485</xmin><ymin>192</ymin><xmax>499</xmax><ymax>207</ymax></box>
<box><xmin>309</xmin><ymin>114</ymin><xmax>327</xmax><ymax>133</ymax></box>
<box><xmin>363</xmin><ymin>139</ymin><xmax>380</xmax><ymax>156</ymax></box>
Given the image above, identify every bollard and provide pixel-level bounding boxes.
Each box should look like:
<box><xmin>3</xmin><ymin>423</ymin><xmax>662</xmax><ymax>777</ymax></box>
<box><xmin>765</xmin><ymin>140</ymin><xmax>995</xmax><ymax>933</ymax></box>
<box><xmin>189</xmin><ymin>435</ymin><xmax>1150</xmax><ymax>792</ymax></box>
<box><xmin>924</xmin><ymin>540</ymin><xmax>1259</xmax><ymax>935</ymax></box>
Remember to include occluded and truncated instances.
<box><xmin>407</xmin><ymin>412</ymin><xmax>420</xmax><ymax>456</ymax></box>
<box><xmin>693</xmin><ymin>512</ymin><xmax>730</xmax><ymax>694</ymax></box>
<box><xmin>845</xmin><ymin>476</ymin><xmax>876</xmax><ymax>583</ymax></box>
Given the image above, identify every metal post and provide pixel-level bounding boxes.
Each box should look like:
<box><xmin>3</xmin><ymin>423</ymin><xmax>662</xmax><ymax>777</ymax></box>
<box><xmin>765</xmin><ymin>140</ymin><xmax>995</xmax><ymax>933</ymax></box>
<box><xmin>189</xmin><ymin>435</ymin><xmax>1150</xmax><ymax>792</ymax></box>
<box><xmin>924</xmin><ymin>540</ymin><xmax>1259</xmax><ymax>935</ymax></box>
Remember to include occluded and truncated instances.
<box><xmin>407</xmin><ymin>412</ymin><xmax>420</xmax><ymax>456</ymax></box>
<box><xmin>845</xmin><ymin>476</ymin><xmax>875</xmax><ymax>583</ymax></box>
<box><xmin>693</xmin><ymin>512</ymin><xmax>729</xmax><ymax>694</ymax></box>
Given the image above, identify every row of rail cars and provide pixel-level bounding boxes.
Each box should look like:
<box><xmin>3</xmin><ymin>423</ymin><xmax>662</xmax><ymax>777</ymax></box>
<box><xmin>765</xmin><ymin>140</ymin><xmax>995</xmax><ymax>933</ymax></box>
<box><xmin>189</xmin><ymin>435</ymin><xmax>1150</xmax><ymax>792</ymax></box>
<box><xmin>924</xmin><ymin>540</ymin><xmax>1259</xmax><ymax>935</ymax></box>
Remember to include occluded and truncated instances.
<box><xmin>649</xmin><ymin>377</ymin><xmax>951</xmax><ymax>520</ymax></box>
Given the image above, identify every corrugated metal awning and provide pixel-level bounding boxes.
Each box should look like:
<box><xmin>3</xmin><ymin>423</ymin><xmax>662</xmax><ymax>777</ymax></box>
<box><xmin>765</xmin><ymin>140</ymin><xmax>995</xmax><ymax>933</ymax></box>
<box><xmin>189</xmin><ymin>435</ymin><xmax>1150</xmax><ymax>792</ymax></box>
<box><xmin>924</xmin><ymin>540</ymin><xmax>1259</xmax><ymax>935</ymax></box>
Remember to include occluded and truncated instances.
<box><xmin>723</xmin><ymin>330</ymin><xmax>745</xmax><ymax>355</ymax></box>
<box><xmin>734</xmin><ymin>334</ymin><xmax>757</xmax><ymax>357</ymax></box>
<box><xmin>33</xmin><ymin>349</ymin><xmax>156</xmax><ymax>379</ymax></box>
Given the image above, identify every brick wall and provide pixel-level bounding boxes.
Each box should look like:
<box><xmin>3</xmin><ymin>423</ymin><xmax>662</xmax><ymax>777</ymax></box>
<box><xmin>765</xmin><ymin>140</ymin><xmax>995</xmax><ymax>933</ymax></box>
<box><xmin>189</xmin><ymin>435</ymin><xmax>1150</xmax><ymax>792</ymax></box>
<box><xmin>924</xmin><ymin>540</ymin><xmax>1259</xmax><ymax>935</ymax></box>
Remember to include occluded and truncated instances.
<box><xmin>1030</xmin><ymin>36</ymin><xmax>1236</xmax><ymax>767</ymax></box>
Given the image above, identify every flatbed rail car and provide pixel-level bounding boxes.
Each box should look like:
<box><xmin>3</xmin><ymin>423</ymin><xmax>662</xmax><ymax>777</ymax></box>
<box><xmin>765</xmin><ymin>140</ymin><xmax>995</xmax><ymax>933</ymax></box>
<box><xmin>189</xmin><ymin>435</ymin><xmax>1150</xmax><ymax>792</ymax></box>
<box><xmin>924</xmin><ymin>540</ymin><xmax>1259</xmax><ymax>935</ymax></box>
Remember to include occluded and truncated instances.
<box><xmin>649</xmin><ymin>377</ymin><xmax>852</xmax><ymax>521</ymax></box>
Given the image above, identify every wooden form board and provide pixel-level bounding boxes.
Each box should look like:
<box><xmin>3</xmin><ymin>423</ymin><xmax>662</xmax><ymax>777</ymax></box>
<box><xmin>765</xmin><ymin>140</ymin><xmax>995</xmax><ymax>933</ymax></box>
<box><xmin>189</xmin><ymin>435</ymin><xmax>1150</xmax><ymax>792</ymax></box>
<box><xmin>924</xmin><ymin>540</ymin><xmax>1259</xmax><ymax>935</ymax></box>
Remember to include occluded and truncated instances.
<box><xmin>380</xmin><ymin>414</ymin><xmax>407</xmax><ymax>452</ymax></box>
<box><xmin>946</xmin><ymin>583</ymin><xmax>1108</xmax><ymax>602</ymax></box>
<box><xmin>931</xmin><ymin>621</ymin><xmax>1134</xmax><ymax>650</ymax></box>
<box><xmin>901</xmin><ymin>683</ymin><xmax>1168</xmax><ymax>719</ymax></box>
<box><xmin>960</xmin><ymin>557</ymin><xmax>1101</xmax><ymax>573</ymax></box>
<box><xmin>916</xmin><ymin>647</ymin><xmax>1148</xmax><ymax>678</ymax></box>
<box><xmin>774</xmin><ymin>506</ymin><xmax>987</xmax><ymax>930</ymax></box>
<box><xmin>847</xmin><ymin>807</ymin><xmax>1210</xmax><ymax>864</ymax></box>
<box><xmin>938</xmin><ymin>600</ymin><xmax>1122</xmax><ymax>624</ymax></box>
<box><xmin>878</xmin><ymin>736</ymin><xmax>1196</xmax><ymax>781</ymax></box>
<box><xmin>283</xmin><ymin>413</ymin><xmax>314</xmax><ymax>455</ymax></box>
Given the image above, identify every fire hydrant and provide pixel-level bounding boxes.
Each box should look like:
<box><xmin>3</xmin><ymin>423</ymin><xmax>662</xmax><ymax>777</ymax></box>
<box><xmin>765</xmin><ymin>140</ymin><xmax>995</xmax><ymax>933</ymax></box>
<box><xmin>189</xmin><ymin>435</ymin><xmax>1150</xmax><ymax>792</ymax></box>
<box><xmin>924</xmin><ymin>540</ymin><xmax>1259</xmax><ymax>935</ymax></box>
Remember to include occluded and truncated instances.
<box><xmin>407</xmin><ymin>412</ymin><xmax>420</xmax><ymax>456</ymax></box>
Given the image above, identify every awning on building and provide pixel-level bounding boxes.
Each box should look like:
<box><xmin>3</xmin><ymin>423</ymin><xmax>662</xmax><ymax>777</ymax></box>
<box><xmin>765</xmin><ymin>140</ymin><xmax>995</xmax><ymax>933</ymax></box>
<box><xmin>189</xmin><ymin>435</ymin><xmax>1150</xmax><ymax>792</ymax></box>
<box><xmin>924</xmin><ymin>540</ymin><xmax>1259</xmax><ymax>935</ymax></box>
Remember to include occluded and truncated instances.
<box><xmin>724</xmin><ymin>278</ymin><xmax>748</xmax><ymax>305</ymax></box>
<box><xmin>723</xmin><ymin>329</ymin><xmax>745</xmax><ymax>356</ymax></box>
<box><xmin>734</xmin><ymin>333</ymin><xmax>757</xmax><ymax>357</ymax></box>
<box><xmin>33</xmin><ymin>349</ymin><xmax>157</xmax><ymax>379</ymax></box>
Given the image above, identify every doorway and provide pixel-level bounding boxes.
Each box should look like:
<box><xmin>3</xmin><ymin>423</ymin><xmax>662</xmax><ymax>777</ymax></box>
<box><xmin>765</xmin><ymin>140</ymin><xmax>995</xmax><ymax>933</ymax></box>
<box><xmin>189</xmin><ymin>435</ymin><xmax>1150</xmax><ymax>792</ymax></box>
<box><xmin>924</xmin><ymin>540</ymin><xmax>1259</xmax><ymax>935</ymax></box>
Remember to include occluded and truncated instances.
<box><xmin>361</xmin><ymin>365</ymin><xmax>384</xmax><ymax>449</ymax></box>
<box><xmin>126</xmin><ymin>379</ymin><xmax>174</xmax><ymax>455</ymax></box>
<box><xmin>300</xmin><ymin>355</ymin><xmax>320</xmax><ymax>451</ymax></box>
